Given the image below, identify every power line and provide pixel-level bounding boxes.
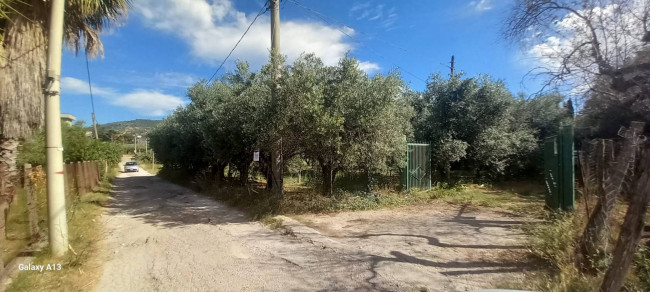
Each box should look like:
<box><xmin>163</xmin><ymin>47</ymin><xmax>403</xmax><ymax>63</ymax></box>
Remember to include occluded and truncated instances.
<box><xmin>85</xmin><ymin>50</ymin><xmax>99</xmax><ymax>139</ymax></box>
<box><xmin>207</xmin><ymin>3</ymin><xmax>269</xmax><ymax>83</ymax></box>
<box><xmin>85</xmin><ymin>52</ymin><xmax>96</xmax><ymax>115</ymax></box>
<box><xmin>286</xmin><ymin>0</ymin><xmax>428</xmax><ymax>84</ymax></box>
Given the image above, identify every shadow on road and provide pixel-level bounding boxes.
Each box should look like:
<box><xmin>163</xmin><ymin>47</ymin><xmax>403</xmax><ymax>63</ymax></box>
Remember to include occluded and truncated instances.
<box><xmin>355</xmin><ymin>233</ymin><xmax>525</xmax><ymax>249</ymax></box>
<box><xmin>106</xmin><ymin>175</ymin><xmax>250</xmax><ymax>228</ymax></box>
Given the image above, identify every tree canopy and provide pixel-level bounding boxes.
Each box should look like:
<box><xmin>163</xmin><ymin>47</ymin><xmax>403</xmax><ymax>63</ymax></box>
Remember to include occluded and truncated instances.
<box><xmin>150</xmin><ymin>55</ymin><xmax>414</xmax><ymax>194</ymax></box>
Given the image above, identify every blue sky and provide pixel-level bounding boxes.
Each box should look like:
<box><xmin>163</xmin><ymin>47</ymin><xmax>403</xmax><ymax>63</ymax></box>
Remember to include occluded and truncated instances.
<box><xmin>60</xmin><ymin>0</ymin><xmax>544</xmax><ymax>125</ymax></box>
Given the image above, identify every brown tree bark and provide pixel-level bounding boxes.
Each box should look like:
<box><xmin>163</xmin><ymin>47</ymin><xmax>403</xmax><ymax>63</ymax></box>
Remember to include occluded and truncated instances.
<box><xmin>0</xmin><ymin>138</ymin><xmax>19</xmax><ymax>243</ymax></box>
<box><xmin>239</xmin><ymin>162</ymin><xmax>250</xmax><ymax>186</ymax></box>
<box><xmin>23</xmin><ymin>164</ymin><xmax>39</xmax><ymax>241</ymax></box>
<box><xmin>601</xmin><ymin>150</ymin><xmax>650</xmax><ymax>292</ymax></box>
<box><xmin>320</xmin><ymin>162</ymin><xmax>337</xmax><ymax>197</ymax></box>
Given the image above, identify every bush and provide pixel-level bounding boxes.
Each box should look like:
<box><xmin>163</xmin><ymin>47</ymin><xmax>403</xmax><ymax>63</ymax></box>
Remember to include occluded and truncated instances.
<box><xmin>526</xmin><ymin>213</ymin><xmax>578</xmax><ymax>270</ymax></box>
<box><xmin>635</xmin><ymin>244</ymin><xmax>650</xmax><ymax>291</ymax></box>
<box><xmin>18</xmin><ymin>123</ymin><xmax>121</xmax><ymax>166</ymax></box>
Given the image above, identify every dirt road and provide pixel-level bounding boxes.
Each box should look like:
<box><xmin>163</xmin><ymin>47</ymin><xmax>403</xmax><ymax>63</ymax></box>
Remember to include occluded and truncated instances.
<box><xmin>95</xmin><ymin>159</ymin><xmax>531</xmax><ymax>291</ymax></box>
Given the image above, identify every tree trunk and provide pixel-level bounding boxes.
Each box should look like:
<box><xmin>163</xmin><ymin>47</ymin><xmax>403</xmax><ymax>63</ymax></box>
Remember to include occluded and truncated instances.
<box><xmin>0</xmin><ymin>4</ymin><xmax>48</xmax><ymax>140</ymax></box>
<box><xmin>239</xmin><ymin>162</ymin><xmax>250</xmax><ymax>186</ymax></box>
<box><xmin>23</xmin><ymin>164</ymin><xmax>39</xmax><ymax>241</ymax></box>
<box><xmin>365</xmin><ymin>169</ymin><xmax>376</xmax><ymax>193</ymax></box>
<box><xmin>0</xmin><ymin>138</ymin><xmax>19</xmax><ymax>243</ymax></box>
<box><xmin>321</xmin><ymin>163</ymin><xmax>337</xmax><ymax>197</ymax></box>
<box><xmin>0</xmin><ymin>153</ymin><xmax>14</xmax><ymax>273</ymax></box>
<box><xmin>265</xmin><ymin>168</ymin><xmax>273</xmax><ymax>190</ymax></box>
<box><xmin>213</xmin><ymin>163</ymin><xmax>226</xmax><ymax>185</ymax></box>
<box><xmin>601</xmin><ymin>151</ymin><xmax>650</xmax><ymax>292</ymax></box>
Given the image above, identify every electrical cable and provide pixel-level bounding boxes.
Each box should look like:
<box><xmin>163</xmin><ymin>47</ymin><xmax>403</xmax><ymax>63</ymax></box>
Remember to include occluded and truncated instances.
<box><xmin>207</xmin><ymin>3</ymin><xmax>269</xmax><ymax>83</ymax></box>
<box><xmin>85</xmin><ymin>52</ymin><xmax>96</xmax><ymax>115</ymax></box>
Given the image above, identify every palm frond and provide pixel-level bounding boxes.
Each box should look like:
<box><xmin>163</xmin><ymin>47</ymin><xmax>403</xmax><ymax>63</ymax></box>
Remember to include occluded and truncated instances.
<box><xmin>64</xmin><ymin>0</ymin><xmax>130</xmax><ymax>58</ymax></box>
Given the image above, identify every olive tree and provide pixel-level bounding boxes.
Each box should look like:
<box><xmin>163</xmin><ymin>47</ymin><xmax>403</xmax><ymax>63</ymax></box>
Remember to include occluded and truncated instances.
<box><xmin>413</xmin><ymin>74</ymin><xmax>537</xmax><ymax>182</ymax></box>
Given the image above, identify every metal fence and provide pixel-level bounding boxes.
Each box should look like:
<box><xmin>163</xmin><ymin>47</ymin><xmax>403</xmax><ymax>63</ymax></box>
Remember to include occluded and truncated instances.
<box><xmin>402</xmin><ymin>143</ymin><xmax>432</xmax><ymax>190</ymax></box>
<box><xmin>543</xmin><ymin>124</ymin><xmax>575</xmax><ymax>210</ymax></box>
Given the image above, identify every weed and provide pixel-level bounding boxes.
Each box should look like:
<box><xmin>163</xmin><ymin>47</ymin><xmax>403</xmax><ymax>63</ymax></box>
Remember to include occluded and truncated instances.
<box><xmin>260</xmin><ymin>216</ymin><xmax>284</xmax><ymax>230</ymax></box>
<box><xmin>635</xmin><ymin>244</ymin><xmax>650</xmax><ymax>291</ymax></box>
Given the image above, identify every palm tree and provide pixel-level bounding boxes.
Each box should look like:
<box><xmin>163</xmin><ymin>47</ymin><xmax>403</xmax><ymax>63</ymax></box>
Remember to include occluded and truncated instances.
<box><xmin>0</xmin><ymin>0</ymin><xmax>128</xmax><ymax>269</ymax></box>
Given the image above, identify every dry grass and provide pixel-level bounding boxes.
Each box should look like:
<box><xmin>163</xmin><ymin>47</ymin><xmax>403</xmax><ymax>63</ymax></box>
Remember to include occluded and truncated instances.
<box><xmin>139</xmin><ymin>162</ymin><xmax>162</xmax><ymax>175</ymax></box>
<box><xmin>498</xmin><ymin>199</ymin><xmax>650</xmax><ymax>292</ymax></box>
<box><xmin>190</xmin><ymin>175</ymin><xmax>545</xmax><ymax>220</ymax></box>
<box><xmin>7</xmin><ymin>171</ymin><xmax>116</xmax><ymax>292</ymax></box>
<box><xmin>3</xmin><ymin>188</ymin><xmax>31</xmax><ymax>264</ymax></box>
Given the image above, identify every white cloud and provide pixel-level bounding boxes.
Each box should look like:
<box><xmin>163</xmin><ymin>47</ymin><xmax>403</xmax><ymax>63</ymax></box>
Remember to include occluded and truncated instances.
<box><xmin>153</xmin><ymin>72</ymin><xmax>199</xmax><ymax>88</ymax></box>
<box><xmin>111</xmin><ymin>90</ymin><xmax>188</xmax><ymax>116</ymax></box>
<box><xmin>358</xmin><ymin>61</ymin><xmax>380</xmax><ymax>74</ymax></box>
<box><xmin>133</xmin><ymin>0</ymin><xmax>380</xmax><ymax>70</ymax></box>
<box><xmin>468</xmin><ymin>0</ymin><xmax>492</xmax><ymax>12</ymax></box>
<box><xmin>349</xmin><ymin>1</ymin><xmax>398</xmax><ymax>28</ymax></box>
<box><xmin>61</xmin><ymin>77</ymin><xmax>115</xmax><ymax>96</ymax></box>
<box><xmin>61</xmin><ymin>77</ymin><xmax>185</xmax><ymax>116</ymax></box>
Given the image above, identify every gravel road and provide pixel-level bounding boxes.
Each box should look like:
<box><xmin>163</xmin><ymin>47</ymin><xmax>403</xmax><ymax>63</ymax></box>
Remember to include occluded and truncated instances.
<box><xmin>95</xmin><ymin>159</ymin><xmax>531</xmax><ymax>291</ymax></box>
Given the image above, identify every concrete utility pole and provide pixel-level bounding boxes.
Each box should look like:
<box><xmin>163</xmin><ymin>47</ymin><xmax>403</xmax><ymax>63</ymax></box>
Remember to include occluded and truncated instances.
<box><xmin>270</xmin><ymin>0</ymin><xmax>284</xmax><ymax>197</ymax></box>
<box><xmin>44</xmin><ymin>0</ymin><xmax>69</xmax><ymax>257</ymax></box>
<box><xmin>134</xmin><ymin>135</ymin><xmax>141</xmax><ymax>154</ymax></box>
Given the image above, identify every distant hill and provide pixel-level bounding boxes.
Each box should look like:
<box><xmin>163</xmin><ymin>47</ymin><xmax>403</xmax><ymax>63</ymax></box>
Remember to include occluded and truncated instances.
<box><xmin>93</xmin><ymin>119</ymin><xmax>162</xmax><ymax>138</ymax></box>
<box><xmin>100</xmin><ymin>119</ymin><xmax>161</xmax><ymax>132</ymax></box>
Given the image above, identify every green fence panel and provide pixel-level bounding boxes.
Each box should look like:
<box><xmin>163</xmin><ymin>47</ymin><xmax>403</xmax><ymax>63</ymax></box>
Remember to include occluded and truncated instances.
<box><xmin>402</xmin><ymin>143</ymin><xmax>431</xmax><ymax>191</ymax></box>
<box><xmin>544</xmin><ymin>137</ymin><xmax>560</xmax><ymax>209</ymax></box>
<box><xmin>559</xmin><ymin>124</ymin><xmax>575</xmax><ymax>211</ymax></box>
<box><xmin>543</xmin><ymin>124</ymin><xmax>575</xmax><ymax>211</ymax></box>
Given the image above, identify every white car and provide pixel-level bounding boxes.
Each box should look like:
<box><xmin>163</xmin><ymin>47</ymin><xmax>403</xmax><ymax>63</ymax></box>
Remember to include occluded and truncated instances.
<box><xmin>124</xmin><ymin>161</ymin><xmax>139</xmax><ymax>172</ymax></box>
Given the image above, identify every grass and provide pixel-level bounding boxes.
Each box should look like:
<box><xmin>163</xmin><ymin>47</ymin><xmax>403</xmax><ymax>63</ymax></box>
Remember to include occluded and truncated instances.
<box><xmin>260</xmin><ymin>215</ymin><xmax>284</xmax><ymax>230</ymax></box>
<box><xmin>497</xmin><ymin>199</ymin><xmax>650</xmax><ymax>292</ymax></box>
<box><xmin>3</xmin><ymin>188</ymin><xmax>32</xmax><ymax>265</ymax></box>
<box><xmin>7</xmin><ymin>171</ymin><xmax>116</xmax><ymax>292</ymax></box>
<box><xmin>171</xmin><ymin>168</ymin><xmax>545</xmax><ymax>220</ymax></box>
<box><xmin>138</xmin><ymin>162</ymin><xmax>162</xmax><ymax>175</ymax></box>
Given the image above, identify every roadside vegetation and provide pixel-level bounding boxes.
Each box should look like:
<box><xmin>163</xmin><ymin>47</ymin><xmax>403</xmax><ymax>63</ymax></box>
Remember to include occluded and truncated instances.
<box><xmin>8</xmin><ymin>172</ymin><xmax>115</xmax><ymax>291</ymax></box>
<box><xmin>166</xmin><ymin>173</ymin><xmax>546</xmax><ymax>220</ymax></box>
<box><xmin>134</xmin><ymin>151</ymin><xmax>161</xmax><ymax>175</ymax></box>
<box><xmin>1</xmin><ymin>123</ymin><xmax>122</xmax><ymax>290</ymax></box>
<box><xmin>501</xmin><ymin>202</ymin><xmax>650</xmax><ymax>291</ymax></box>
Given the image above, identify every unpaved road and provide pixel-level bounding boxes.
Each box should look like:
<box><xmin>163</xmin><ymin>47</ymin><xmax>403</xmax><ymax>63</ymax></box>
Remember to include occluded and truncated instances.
<box><xmin>95</xmin><ymin>159</ymin><xmax>532</xmax><ymax>291</ymax></box>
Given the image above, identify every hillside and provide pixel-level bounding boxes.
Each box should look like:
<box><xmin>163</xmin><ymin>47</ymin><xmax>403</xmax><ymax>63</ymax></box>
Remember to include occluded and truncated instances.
<box><xmin>100</xmin><ymin>119</ymin><xmax>161</xmax><ymax>131</ymax></box>
<box><xmin>91</xmin><ymin>119</ymin><xmax>162</xmax><ymax>142</ymax></box>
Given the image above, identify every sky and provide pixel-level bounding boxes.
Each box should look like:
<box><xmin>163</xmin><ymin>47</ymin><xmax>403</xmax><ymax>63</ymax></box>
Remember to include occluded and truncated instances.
<box><xmin>60</xmin><ymin>0</ymin><xmax>546</xmax><ymax>125</ymax></box>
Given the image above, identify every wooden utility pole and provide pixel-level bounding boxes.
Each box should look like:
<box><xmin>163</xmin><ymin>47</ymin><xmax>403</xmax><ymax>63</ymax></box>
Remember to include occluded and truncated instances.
<box><xmin>270</xmin><ymin>0</ymin><xmax>284</xmax><ymax>197</ymax></box>
<box><xmin>44</xmin><ymin>0</ymin><xmax>69</xmax><ymax>257</ymax></box>
<box><xmin>450</xmin><ymin>55</ymin><xmax>455</xmax><ymax>77</ymax></box>
<box><xmin>87</xmin><ymin>54</ymin><xmax>99</xmax><ymax>140</ymax></box>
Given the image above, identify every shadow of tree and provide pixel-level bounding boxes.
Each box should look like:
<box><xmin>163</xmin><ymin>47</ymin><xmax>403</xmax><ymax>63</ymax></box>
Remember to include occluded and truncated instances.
<box><xmin>106</xmin><ymin>175</ymin><xmax>250</xmax><ymax>228</ymax></box>
<box><xmin>355</xmin><ymin>233</ymin><xmax>525</xmax><ymax>249</ymax></box>
<box><xmin>364</xmin><ymin>250</ymin><xmax>534</xmax><ymax>289</ymax></box>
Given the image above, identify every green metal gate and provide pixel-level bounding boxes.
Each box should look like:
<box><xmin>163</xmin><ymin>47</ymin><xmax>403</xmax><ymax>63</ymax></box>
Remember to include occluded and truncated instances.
<box><xmin>544</xmin><ymin>124</ymin><xmax>575</xmax><ymax>210</ymax></box>
<box><xmin>402</xmin><ymin>143</ymin><xmax>431</xmax><ymax>190</ymax></box>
